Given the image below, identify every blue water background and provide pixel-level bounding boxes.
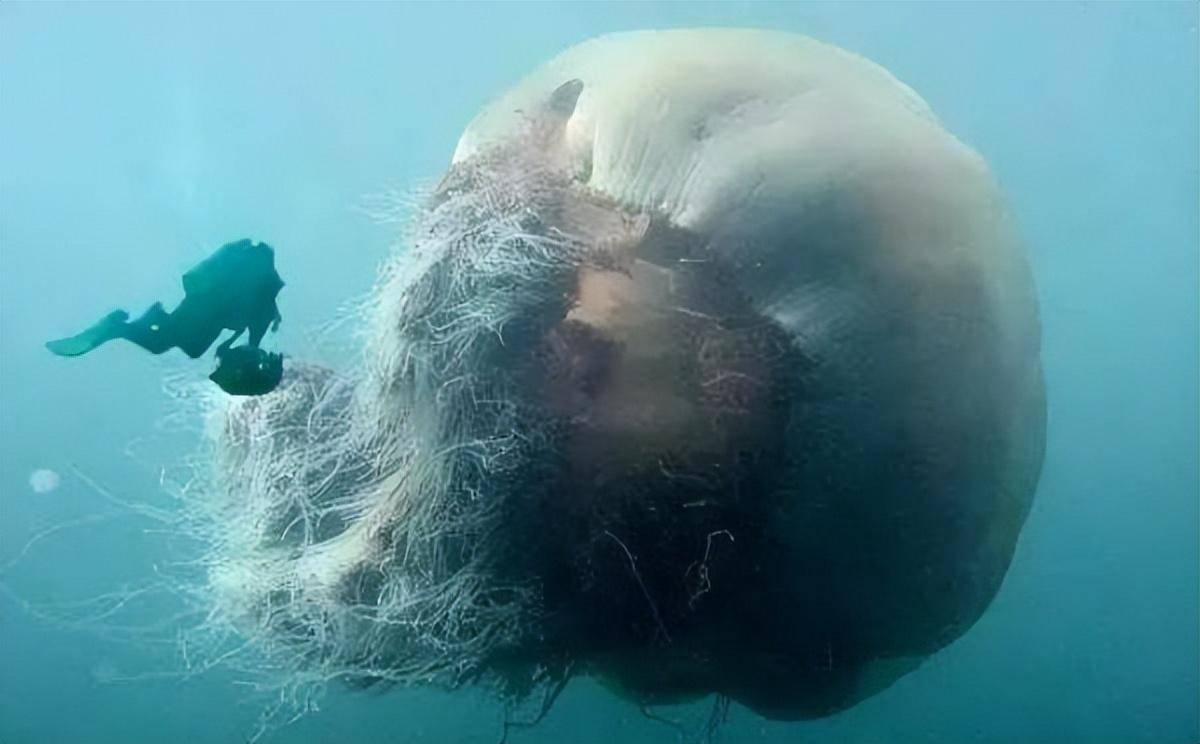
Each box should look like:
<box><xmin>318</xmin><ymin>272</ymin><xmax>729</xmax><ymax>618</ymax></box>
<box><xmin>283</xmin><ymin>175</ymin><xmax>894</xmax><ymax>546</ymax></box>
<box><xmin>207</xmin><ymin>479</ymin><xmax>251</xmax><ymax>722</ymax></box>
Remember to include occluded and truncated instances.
<box><xmin>1</xmin><ymin>3</ymin><xmax>1196</xmax><ymax>743</ymax></box>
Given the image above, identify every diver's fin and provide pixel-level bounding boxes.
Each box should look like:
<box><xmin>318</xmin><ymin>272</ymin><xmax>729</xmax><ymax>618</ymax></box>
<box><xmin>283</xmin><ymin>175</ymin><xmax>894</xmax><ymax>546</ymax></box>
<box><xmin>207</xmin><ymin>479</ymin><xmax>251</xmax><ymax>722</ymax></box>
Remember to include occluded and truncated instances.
<box><xmin>45</xmin><ymin>310</ymin><xmax>129</xmax><ymax>357</ymax></box>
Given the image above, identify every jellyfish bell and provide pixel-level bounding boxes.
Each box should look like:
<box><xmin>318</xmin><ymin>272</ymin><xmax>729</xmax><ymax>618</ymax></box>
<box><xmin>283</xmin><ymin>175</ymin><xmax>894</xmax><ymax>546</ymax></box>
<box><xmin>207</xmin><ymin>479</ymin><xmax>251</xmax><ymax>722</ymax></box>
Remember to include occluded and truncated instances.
<box><xmin>199</xmin><ymin>28</ymin><xmax>1044</xmax><ymax>722</ymax></box>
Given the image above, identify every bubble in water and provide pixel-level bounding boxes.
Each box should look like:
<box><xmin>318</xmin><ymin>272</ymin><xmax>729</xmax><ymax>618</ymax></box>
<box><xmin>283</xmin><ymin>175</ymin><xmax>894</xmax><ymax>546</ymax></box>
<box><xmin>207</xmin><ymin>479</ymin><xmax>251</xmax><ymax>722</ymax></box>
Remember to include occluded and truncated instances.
<box><xmin>28</xmin><ymin>468</ymin><xmax>60</xmax><ymax>494</ymax></box>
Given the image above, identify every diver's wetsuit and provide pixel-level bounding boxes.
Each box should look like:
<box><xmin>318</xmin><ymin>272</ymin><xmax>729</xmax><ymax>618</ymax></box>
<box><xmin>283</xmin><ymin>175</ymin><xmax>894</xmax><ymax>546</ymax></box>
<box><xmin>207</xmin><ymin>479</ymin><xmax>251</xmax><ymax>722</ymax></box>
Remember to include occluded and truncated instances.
<box><xmin>46</xmin><ymin>239</ymin><xmax>283</xmax><ymax>360</ymax></box>
<box><xmin>116</xmin><ymin>301</ymin><xmax>222</xmax><ymax>358</ymax></box>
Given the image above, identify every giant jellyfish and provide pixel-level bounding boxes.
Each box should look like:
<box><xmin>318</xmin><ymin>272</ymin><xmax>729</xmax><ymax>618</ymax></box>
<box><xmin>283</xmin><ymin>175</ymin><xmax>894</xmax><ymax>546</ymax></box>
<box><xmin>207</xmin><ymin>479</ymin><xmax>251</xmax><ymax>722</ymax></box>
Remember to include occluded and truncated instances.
<box><xmin>197</xmin><ymin>29</ymin><xmax>1044</xmax><ymax>720</ymax></box>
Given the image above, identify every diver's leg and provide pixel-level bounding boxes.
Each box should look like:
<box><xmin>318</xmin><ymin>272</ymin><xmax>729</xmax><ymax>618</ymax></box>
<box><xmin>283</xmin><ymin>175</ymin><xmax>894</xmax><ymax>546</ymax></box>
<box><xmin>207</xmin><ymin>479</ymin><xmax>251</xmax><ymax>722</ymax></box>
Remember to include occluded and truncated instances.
<box><xmin>177</xmin><ymin>325</ymin><xmax>223</xmax><ymax>359</ymax></box>
<box><xmin>216</xmin><ymin>328</ymin><xmax>245</xmax><ymax>357</ymax></box>
<box><xmin>118</xmin><ymin>303</ymin><xmax>176</xmax><ymax>354</ymax></box>
<box><xmin>164</xmin><ymin>298</ymin><xmax>224</xmax><ymax>358</ymax></box>
<box><xmin>247</xmin><ymin>318</ymin><xmax>268</xmax><ymax>348</ymax></box>
<box><xmin>45</xmin><ymin>309</ymin><xmax>130</xmax><ymax>357</ymax></box>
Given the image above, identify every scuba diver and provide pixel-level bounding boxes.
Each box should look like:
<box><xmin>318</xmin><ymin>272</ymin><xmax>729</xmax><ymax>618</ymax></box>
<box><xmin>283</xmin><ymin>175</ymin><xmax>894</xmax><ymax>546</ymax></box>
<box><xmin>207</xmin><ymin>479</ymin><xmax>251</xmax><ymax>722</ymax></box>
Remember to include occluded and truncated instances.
<box><xmin>46</xmin><ymin>238</ymin><xmax>286</xmax><ymax>396</ymax></box>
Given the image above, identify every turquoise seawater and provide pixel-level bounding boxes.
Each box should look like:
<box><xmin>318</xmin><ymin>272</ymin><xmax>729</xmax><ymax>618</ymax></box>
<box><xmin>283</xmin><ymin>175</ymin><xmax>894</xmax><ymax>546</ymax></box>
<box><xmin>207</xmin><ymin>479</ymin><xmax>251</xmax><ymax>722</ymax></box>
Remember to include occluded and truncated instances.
<box><xmin>1</xmin><ymin>3</ymin><xmax>1196</xmax><ymax>743</ymax></box>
